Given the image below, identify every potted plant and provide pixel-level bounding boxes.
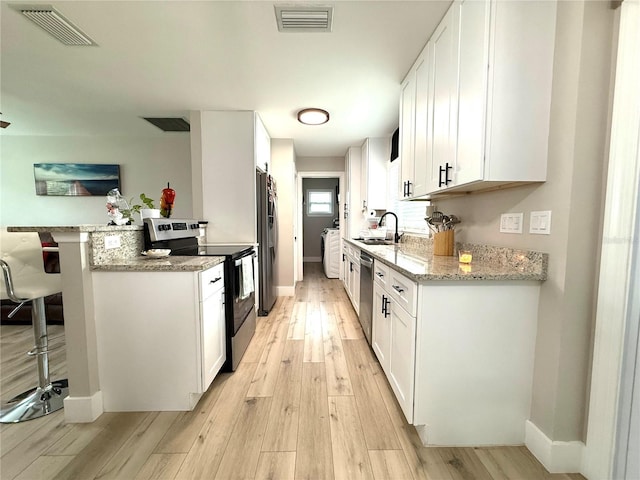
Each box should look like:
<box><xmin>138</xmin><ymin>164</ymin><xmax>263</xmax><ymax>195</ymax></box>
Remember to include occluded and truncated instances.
<box><xmin>122</xmin><ymin>193</ymin><xmax>160</xmax><ymax>223</ymax></box>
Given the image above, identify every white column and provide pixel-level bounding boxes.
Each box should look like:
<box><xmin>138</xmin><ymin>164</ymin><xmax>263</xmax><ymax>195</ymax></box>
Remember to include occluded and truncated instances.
<box><xmin>52</xmin><ymin>231</ymin><xmax>103</xmax><ymax>422</ymax></box>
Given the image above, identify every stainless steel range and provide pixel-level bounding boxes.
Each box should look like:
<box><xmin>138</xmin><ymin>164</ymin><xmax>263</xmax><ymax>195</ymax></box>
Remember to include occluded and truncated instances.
<box><xmin>143</xmin><ymin>218</ymin><xmax>256</xmax><ymax>371</ymax></box>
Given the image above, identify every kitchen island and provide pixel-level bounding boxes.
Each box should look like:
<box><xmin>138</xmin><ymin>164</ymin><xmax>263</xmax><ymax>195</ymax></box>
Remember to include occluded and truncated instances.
<box><xmin>344</xmin><ymin>236</ymin><xmax>548</xmax><ymax>447</ymax></box>
<box><xmin>7</xmin><ymin>225</ymin><xmax>223</xmax><ymax>421</ymax></box>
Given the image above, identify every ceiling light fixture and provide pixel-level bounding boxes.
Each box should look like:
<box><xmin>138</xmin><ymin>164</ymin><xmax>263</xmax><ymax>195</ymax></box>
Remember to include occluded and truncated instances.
<box><xmin>297</xmin><ymin>108</ymin><xmax>329</xmax><ymax>125</ymax></box>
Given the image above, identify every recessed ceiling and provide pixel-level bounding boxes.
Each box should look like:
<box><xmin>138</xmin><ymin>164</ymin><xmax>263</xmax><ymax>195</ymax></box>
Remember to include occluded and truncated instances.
<box><xmin>0</xmin><ymin>1</ymin><xmax>452</xmax><ymax>157</ymax></box>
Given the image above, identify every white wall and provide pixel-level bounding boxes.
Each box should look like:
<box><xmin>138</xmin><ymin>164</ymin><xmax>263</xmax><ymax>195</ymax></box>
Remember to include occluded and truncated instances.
<box><xmin>0</xmin><ymin>135</ymin><xmax>192</xmax><ymax>226</ymax></box>
<box><xmin>296</xmin><ymin>156</ymin><xmax>345</xmax><ymax>172</ymax></box>
<box><xmin>435</xmin><ymin>0</ymin><xmax>615</xmax><ymax>442</ymax></box>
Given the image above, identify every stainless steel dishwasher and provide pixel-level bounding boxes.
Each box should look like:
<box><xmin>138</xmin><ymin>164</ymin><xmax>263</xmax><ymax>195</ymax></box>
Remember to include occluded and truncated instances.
<box><xmin>359</xmin><ymin>251</ymin><xmax>373</xmax><ymax>345</ymax></box>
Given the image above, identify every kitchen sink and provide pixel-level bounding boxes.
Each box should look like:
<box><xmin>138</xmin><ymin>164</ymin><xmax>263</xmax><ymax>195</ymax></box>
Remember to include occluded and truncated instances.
<box><xmin>354</xmin><ymin>238</ymin><xmax>393</xmax><ymax>246</ymax></box>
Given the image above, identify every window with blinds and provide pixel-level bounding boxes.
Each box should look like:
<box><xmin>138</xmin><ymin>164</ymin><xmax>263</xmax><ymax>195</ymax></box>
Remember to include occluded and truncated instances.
<box><xmin>387</xmin><ymin>160</ymin><xmax>431</xmax><ymax>234</ymax></box>
<box><xmin>307</xmin><ymin>189</ymin><xmax>334</xmax><ymax>216</ymax></box>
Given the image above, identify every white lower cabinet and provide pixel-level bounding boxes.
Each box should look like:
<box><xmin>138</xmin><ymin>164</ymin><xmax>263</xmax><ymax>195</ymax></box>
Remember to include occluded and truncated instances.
<box><xmin>93</xmin><ymin>263</ymin><xmax>226</xmax><ymax>411</ymax></box>
<box><xmin>343</xmin><ymin>244</ymin><xmax>361</xmax><ymax>314</ymax></box>
<box><xmin>372</xmin><ymin>282</ymin><xmax>391</xmax><ymax>376</ymax></box>
<box><xmin>372</xmin><ymin>260</ymin><xmax>417</xmax><ymax>423</ymax></box>
<box><xmin>200</xmin><ymin>265</ymin><xmax>226</xmax><ymax>388</ymax></box>
<box><xmin>371</xmin><ymin>259</ymin><xmax>541</xmax><ymax>446</ymax></box>
<box><xmin>388</xmin><ymin>300</ymin><xmax>417</xmax><ymax>423</ymax></box>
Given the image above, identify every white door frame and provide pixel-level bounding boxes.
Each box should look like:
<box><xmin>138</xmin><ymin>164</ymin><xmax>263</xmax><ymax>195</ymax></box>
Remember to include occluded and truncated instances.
<box><xmin>296</xmin><ymin>171</ymin><xmax>345</xmax><ymax>282</ymax></box>
<box><xmin>583</xmin><ymin>1</ymin><xmax>639</xmax><ymax>478</ymax></box>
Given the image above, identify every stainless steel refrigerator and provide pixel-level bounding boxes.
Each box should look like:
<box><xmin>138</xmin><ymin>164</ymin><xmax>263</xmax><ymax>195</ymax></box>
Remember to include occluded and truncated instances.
<box><xmin>256</xmin><ymin>170</ymin><xmax>277</xmax><ymax>315</ymax></box>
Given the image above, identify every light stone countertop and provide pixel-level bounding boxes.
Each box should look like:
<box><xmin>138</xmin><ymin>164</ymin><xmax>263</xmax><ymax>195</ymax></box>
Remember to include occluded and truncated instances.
<box><xmin>8</xmin><ymin>225</ymin><xmax>222</xmax><ymax>273</ymax></box>
<box><xmin>8</xmin><ymin>224</ymin><xmax>143</xmax><ymax>233</ymax></box>
<box><xmin>345</xmin><ymin>238</ymin><xmax>548</xmax><ymax>282</ymax></box>
<box><xmin>90</xmin><ymin>255</ymin><xmax>224</xmax><ymax>272</ymax></box>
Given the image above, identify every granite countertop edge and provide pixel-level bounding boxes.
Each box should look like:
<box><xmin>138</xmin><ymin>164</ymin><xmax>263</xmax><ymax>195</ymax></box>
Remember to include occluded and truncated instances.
<box><xmin>345</xmin><ymin>238</ymin><xmax>548</xmax><ymax>282</ymax></box>
<box><xmin>90</xmin><ymin>256</ymin><xmax>225</xmax><ymax>272</ymax></box>
<box><xmin>8</xmin><ymin>224</ymin><xmax>144</xmax><ymax>233</ymax></box>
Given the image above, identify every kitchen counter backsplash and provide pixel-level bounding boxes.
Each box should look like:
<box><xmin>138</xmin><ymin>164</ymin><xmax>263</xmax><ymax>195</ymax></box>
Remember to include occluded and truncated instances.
<box><xmin>347</xmin><ymin>234</ymin><xmax>548</xmax><ymax>282</ymax></box>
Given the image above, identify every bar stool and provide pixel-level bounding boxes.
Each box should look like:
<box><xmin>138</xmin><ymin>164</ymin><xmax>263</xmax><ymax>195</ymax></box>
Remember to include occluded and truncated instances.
<box><xmin>0</xmin><ymin>230</ymin><xmax>68</xmax><ymax>423</ymax></box>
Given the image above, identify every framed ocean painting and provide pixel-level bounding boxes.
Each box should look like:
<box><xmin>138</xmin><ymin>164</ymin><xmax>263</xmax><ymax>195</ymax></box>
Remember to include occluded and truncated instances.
<box><xmin>34</xmin><ymin>163</ymin><xmax>121</xmax><ymax>196</ymax></box>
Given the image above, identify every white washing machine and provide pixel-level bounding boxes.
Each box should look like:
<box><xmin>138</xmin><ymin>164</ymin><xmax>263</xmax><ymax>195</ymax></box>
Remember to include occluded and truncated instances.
<box><xmin>322</xmin><ymin>228</ymin><xmax>340</xmax><ymax>278</ymax></box>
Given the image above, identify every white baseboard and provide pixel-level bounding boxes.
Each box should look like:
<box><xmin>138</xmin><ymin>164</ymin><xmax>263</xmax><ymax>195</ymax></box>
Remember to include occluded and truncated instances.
<box><xmin>303</xmin><ymin>257</ymin><xmax>321</xmax><ymax>262</ymax></box>
<box><xmin>64</xmin><ymin>391</ymin><xmax>103</xmax><ymax>423</ymax></box>
<box><xmin>525</xmin><ymin>420</ymin><xmax>584</xmax><ymax>473</ymax></box>
<box><xmin>276</xmin><ymin>285</ymin><xmax>295</xmax><ymax>296</ymax></box>
<box><xmin>415</xmin><ymin>424</ymin><xmax>429</xmax><ymax>446</ymax></box>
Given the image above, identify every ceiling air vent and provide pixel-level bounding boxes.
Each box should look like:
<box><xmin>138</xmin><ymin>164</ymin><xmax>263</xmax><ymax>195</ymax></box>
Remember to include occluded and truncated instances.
<box><xmin>143</xmin><ymin>117</ymin><xmax>191</xmax><ymax>132</ymax></box>
<box><xmin>16</xmin><ymin>5</ymin><xmax>96</xmax><ymax>46</ymax></box>
<box><xmin>274</xmin><ymin>5</ymin><xmax>333</xmax><ymax>32</ymax></box>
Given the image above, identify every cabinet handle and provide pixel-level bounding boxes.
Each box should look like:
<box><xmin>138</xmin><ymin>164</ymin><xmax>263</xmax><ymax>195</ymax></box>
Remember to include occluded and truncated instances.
<box><xmin>363</xmin><ymin>200</ymin><xmax>367</xmax><ymax>210</ymax></box>
<box><xmin>209</xmin><ymin>277</ymin><xmax>222</xmax><ymax>284</ymax></box>
<box><xmin>392</xmin><ymin>284</ymin><xmax>405</xmax><ymax>294</ymax></box>
<box><xmin>439</xmin><ymin>164</ymin><xmax>453</xmax><ymax>186</ymax></box>
<box><xmin>406</xmin><ymin>181</ymin><xmax>412</xmax><ymax>197</ymax></box>
<box><xmin>342</xmin><ymin>253</ymin><xmax>346</xmax><ymax>261</ymax></box>
<box><xmin>350</xmin><ymin>262</ymin><xmax>353</xmax><ymax>272</ymax></box>
<box><xmin>383</xmin><ymin>296</ymin><xmax>391</xmax><ymax>317</ymax></box>
<box><xmin>375</xmin><ymin>272</ymin><xmax>384</xmax><ymax>278</ymax></box>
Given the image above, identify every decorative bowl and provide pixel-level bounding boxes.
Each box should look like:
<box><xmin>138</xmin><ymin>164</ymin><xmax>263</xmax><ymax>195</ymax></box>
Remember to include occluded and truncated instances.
<box><xmin>141</xmin><ymin>249</ymin><xmax>171</xmax><ymax>258</ymax></box>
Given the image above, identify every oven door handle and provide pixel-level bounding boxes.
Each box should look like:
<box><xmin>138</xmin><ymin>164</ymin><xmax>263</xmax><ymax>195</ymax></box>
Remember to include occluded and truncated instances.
<box><xmin>234</xmin><ymin>252</ymin><xmax>257</xmax><ymax>266</ymax></box>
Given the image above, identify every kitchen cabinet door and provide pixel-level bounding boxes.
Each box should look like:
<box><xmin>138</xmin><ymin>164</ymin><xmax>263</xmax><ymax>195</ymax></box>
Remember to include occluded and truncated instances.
<box><xmin>412</xmin><ymin>50</ymin><xmax>432</xmax><ymax>198</ymax></box>
<box><xmin>361</xmin><ymin>137</ymin><xmax>390</xmax><ymax>211</ymax></box>
<box><xmin>454</xmin><ymin>0</ymin><xmax>489</xmax><ymax>186</ymax></box>
<box><xmin>388</xmin><ymin>301</ymin><xmax>416</xmax><ymax>424</ymax></box>
<box><xmin>345</xmin><ymin>147</ymin><xmax>362</xmax><ymax>238</ymax></box>
<box><xmin>201</xmin><ymin>280</ymin><xmax>226</xmax><ymax>389</ymax></box>
<box><xmin>352</xmin><ymin>260</ymin><xmax>360</xmax><ymax>315</ymax></box>
<box><xmin>399</xmin><ymin>72</ymin><xmax>416</xmax><ymax>199</ymax></box>
<box><xmin>426</xmin><ymin>2</ymin><xmax>460</xmax><ymax>193</ymax></box>
<box><xmin>372</xmin><ymin>282</ymin><xmax>391</xmax><ymax>376</ymax></box>
<box><xmin>255</xmin><ymin>113</ymin><xmax>271</xmax><ymax>173</ymax></box>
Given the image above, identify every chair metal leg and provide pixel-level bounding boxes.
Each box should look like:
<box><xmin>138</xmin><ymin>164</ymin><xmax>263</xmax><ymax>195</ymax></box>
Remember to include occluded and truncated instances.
<box><xmin>0</xmin><ymin>297</ymin><xmax>69</xmax><ymax>423</ymax></box>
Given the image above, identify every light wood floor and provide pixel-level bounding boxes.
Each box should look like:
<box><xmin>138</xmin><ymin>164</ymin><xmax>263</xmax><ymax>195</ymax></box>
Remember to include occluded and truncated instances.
<box><xmin>0</xmin><ymin>262</ymin><xmax>586</xmax><ymax>480</ymax></box>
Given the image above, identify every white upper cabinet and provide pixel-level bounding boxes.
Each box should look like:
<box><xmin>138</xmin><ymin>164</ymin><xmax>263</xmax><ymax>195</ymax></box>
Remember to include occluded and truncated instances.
<box><xmin>401</xmin><ymin>0</ymin><xmax>557</xmax><ymax>197</ymax></box>
<box><xmin>399</xmin><ymin>72</ymin><xmax>416</xmax><ymax>198</ymax></box>
<box><xmin>411</xmin><ymin>52</ymin><xmax>432</xmax><ymax>198</ymax></box>
<box><xmin>361</xmin><ymin>137</ymin><xmax>390</xmax><ymax>211</ymax></box>
<box><xmin>425</xmin><ymin>4</ymin><xmax>460</xmax><ymax>192</ymax></box>
<box><xmin>344</xmin><ymin>146</ymin><xmax>362</xmax><ymax>239</ymax></box>
<box><xmin>255</xmin><ymin>113</ymin><xmax>271</xmax><ymax>173</ymax></box>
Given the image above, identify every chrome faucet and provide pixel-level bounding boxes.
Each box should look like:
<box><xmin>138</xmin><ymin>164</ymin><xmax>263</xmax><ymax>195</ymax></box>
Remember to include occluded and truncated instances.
<box><xmin>378</xmin><ymin>212</ymin><xmax>402</xmax><ymax>243</ymax></box>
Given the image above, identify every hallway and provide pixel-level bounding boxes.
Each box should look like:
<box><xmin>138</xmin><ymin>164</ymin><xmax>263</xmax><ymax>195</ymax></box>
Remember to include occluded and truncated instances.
<box><xmin>0</xmin><ymin>263</ymin><xmax>584</xmax><ymax>479</ymax></box>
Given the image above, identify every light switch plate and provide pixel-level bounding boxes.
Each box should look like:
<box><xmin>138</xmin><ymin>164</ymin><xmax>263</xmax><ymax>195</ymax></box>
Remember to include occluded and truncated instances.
<box><xmin>530</xmin><ymin>211</ymin><xmax>552</xmax><ymax>235</ymax></box>
<box><xmin>104</xmin><ymin>235</ymin><xmax>121</xmax><ymax>249</ymax></box>
<box><xmin>500</xmin><ymin>213</ymin><xmax>523</xmax><ymax>234</ymax></box>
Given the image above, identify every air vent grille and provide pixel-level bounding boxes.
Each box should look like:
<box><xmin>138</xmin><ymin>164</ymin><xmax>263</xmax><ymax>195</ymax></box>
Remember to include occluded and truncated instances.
<box><xmin>143</xmin><ymin>117</ymin><xmax>191</xmax><ymax>132</ymax></box>
<box><xmin>19</xmin><ymin>6</ymin><xmax>96</xmax><ymax>46</ymax></box>
<box><xmin>275</xmin><ymin>5</ymin><xmax>333</xmax><ymax>32</ymax></box>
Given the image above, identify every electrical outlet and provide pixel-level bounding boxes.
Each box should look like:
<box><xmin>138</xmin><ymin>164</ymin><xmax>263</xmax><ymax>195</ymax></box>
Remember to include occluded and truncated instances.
<box><xmin>530</xmin><ymin>210</ymin><xmax>552</xmax><ymax>235</ymax></box>
<box><xmin>104</xmin><ymin>235</ymin><xmax>121</xmax><ymax>249</ymax></box>
<box><xmin>500</xmin><ymin>213</ymin><xmax>523</xmax><ymax>234</ymax></box>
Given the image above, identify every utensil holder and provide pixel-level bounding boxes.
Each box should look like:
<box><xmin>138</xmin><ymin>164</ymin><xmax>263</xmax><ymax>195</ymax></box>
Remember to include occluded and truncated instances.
<box><xmin>433</xmin><ymin>230</ymin><xmax>454</xmax><ymax>256</ymax></box>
